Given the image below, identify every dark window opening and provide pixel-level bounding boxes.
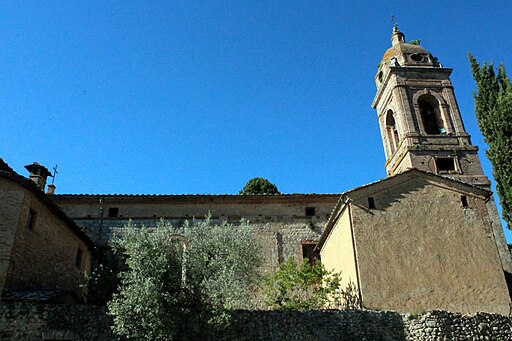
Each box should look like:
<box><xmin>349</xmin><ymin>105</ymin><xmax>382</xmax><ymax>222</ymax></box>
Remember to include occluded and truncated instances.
<box><xmin>386</xmin><ymin>110</ymin><xmax>399</xmax><ymax>154</ymax></box>
<box><xmin>419</xmin><ymin>100</ymin><xmax>441</xmax><ymax>134</ymax></box>
<box><xmin>305</xmin><ymin>207</ymin><xmax>316</xmax><ymax>217</ymax></box>
<box><xmin>26</xmin><ymin>209</ymin><xmax>36</xmax><ymax>230</ymax></box>
<box><xmin>410</xmin><ymin>53</ymin><xmax>424</xmax><ymax>62</ymax></box>
<box><xmin>461</xmin><ymin>195</ymin><xmax>469</xmax><ymax>208</ymax></box>
<box><xmin>302</xmin><ymin>242</ymin><xmax>320</xmax><ymax>266</ymax></box>
<box><xmin>436</xmin><ymin>158</ymin><xmax>456</xmax><ymax>172</ymax></box>
<box><xmin>368</xmin><ymin>197</ymin><xmax>376</xmax><ymax>209</ymax></box>
<box><xmin>108</xmin><ymin>207</ymin><xmax>119</xmax><ymax>217</ymax></box>
<box><xmin>75</xmin><ymin>249</ymin><xmax>83</xmax><ymax>269</ymax></box>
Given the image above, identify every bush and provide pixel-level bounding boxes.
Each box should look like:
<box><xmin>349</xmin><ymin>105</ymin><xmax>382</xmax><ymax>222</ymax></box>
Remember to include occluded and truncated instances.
<box><xmin>265</xmin><ymin>258</ymin><xmax>358</xmax><ymax>310</ymax></box>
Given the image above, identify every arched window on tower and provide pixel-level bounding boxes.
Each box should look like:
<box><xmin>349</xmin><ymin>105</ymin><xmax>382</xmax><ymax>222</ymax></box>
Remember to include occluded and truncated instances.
<box><xmin>418</xmin><ymin>96</ymin><xmax>445</xmax><ymax>135</ymax></box>
<box><xmin>386</xmin><ymin>110</ymin><xmax>400</xmax><ymax>154</ymax></box>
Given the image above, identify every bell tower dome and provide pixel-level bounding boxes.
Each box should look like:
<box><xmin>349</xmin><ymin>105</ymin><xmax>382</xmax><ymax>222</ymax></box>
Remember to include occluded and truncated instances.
<box><xmin>371</xmin><ymin>27</ymin><xmax>489</xmax><ymax>187</ymax></box>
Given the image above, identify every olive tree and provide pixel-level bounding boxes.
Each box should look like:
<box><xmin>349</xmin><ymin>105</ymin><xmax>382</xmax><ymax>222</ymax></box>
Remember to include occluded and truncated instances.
<box><xmin>107</xmin><ymin>216</ymin><xmax>262</xmax><ymax>340</ymax></box>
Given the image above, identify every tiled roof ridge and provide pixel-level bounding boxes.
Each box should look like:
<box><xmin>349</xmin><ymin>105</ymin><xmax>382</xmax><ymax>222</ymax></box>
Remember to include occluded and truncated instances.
<box><xmin>0</xmin><ymin>158</ymin><xmax>16</xmax><ymax>174</ymax></box>
<box><xmin>53</xmin><ymin>192</ymin><xmax>342</xmax><ymax>197</ymax></box>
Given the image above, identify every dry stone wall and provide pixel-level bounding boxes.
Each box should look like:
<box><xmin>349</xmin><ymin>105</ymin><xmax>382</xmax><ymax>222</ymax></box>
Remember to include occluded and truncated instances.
<box><xmin>1</xmin><ymin>303</ymin><xmax>512</xmax><ymax>341</ymax></box>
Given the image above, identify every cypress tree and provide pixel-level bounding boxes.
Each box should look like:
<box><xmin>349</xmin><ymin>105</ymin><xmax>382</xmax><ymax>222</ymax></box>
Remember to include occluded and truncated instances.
<box><xmin>469</xmin><ymin>54</ymin><xmax>512</xmax><ymax>228</ymax></box>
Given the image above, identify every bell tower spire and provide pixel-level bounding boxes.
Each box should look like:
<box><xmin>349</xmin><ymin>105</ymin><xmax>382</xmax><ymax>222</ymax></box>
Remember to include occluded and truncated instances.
<box><xmin>371</xmin><ymin>28</ymin><xmax>489</xmax><ymax>187</ymax></box>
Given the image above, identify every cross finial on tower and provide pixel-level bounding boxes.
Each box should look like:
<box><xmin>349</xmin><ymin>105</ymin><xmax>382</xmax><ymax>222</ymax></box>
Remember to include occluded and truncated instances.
<box><xmin>391</xmin><ymin>15</ymin><xmax>399</xmax><ymax>32</ymax></box>
<box><xmin>51</xmin><ymin>164</ymin><xmax>58</xmax><ymax>184</ymax></box>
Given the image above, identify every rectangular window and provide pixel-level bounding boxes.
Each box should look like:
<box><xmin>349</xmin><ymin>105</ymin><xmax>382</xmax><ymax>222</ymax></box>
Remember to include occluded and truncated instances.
<box><xmin>301</xmin><ymin>242</ymin><xmax>320</xmax><ymax>266</ymax></box>
<box><xmin>461</xmin><ymin>195</ymin><xmax>469</xmax><ymax>208</ymax></box>
<box><xmin>368</xmin><ymin>197</ymin><xmax>376</xmax><ymax>209</ymax></box>
<box><xmin>436</xmin><ymin>158</ymin><xmax>456</xmax><ymax>172</ymax></box>
<box><xmin>108</xmin><ymin>207</ymin><xmax>119</xmax><ymax>217</ymax></box>
<box><xmin>26</xmin><ymin>209</ymin><xmax>36</xmax><ymax>230</ymax></box>
<box><xmin>75</xmin><ymin>249</ymin><xmax>83</xmax><ymax>269</ymax></box>
<box><xmin>305</xmin><ymin>207</ymin><xmax>316</xmax><ymax>217</ymax></box>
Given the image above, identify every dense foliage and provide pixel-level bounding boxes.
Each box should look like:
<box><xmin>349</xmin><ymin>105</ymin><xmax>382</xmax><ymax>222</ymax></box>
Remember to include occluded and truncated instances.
<box><xmin>469</xmin><ymin>55</ymin><xmax>512</xmax><ymax>228</ymax></box>
<box><xmin>265</xmin><ymin>258</ymin><xmax>359</xmax><ymax>311</ymax></box>
<box><xmin>240</xmin><ymin>177</ymin><xmax>280</xmax><ymax>195</ymax></box>
<box><xmin>83</xmin><ymin>247</ymin><xmax>125</xmax><ymax>305</ymax></box>
<box><xmin>107</xmin><ymin>216</ymin><xmax>262</xmax><ymax>340</ymax></box>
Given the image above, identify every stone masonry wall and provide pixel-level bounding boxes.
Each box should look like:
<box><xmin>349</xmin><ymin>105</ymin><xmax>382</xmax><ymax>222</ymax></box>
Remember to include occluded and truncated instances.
<box><xmin>4</xmin><ymin>188</ymin><xmax>91</xmax><ymax>299</ymax></box>
<box><xmin>53</xmin><ymin>194</ymin><xmax>339</xmax><ymax>274</ymax></box>
<box><xmin>0</xmin><ymin>178</ymin><xmax>24</xmax><ymax>295</ymax></box>
<box><xmin>0</xmin><ymin>177</ymin><xmax>92</xmax><ymax>300</ymax></box>
<box><xmin>52</xmin><ymin>195</ymin><xmax>340</xmax><ymax>286</ymax></box>
<box><xmin>84</xmin><ymin>221</ymin><xmax>323</xmax><ymax>269</ymax></box>
<box><xmin>1</xmin><ymin>303</ymin><xmax>512</xmax><ymax>340</ymax></box>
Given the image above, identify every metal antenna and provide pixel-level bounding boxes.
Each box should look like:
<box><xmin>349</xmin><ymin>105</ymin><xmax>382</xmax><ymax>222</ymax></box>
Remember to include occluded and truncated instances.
<box><xmin>51</xmin><ymin>165</ymin><xmax>58</xmax><ymax>184</ymax></box>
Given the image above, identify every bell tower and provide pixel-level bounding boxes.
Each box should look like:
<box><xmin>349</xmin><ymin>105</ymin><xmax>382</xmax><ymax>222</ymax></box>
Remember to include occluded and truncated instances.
<box><xmin>372</xmin><ymin>27</ymin><xmax>512</xmax><ymax>274</ymax></box>
<box><xmin>371</xmin><ymin>27</ymin><xmax>489</xmax><ymax>188</ymax></box>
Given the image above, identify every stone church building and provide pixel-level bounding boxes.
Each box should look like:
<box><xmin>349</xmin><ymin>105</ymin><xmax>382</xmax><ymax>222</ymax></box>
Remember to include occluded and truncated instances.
<box><xmin>317</xmin><ymin>27</ymin><xmax>511</xmax><ymax>315</ymax></box>
<box><xmin>1</xmin><ymin>28</ymin><xmax>511</xmax><ymax>315</ymax></box>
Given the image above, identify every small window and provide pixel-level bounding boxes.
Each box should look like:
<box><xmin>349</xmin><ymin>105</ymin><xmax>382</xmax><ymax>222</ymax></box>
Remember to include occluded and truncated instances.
<box><xmin>368</xmin><ymin>197</ymin><xmax>376</xmax><ymax>209</ymax></box>
<box><xmin>461</xmin><ymin>195</ymin><xmax>469</xmax><ymax>208</ymax></box>
<box><xmin>436</xmin><ymin>158</ymin><xmax>456</xmax><ymax>172</ymax></box>
<box><xmin>26</xmin><ymin>209</ymin><xmax>36</xmax><ymax>230</ymax></box>
<box><xmin>302</xmin><ymin>242</ymin><xmax>320</xmax><ymax>266</ymax></box>
<box><xmin>108</xmin><ymin>207</ymin><xmax>119</xmax><ymax>217</ymax></box>
<box><xmin>75</xmin><ymin>249</ymin><xmax>83</xmax><ymax>269</ymax></box>
<box><xmin>305</xmin><ymin>207</ymin><xmax>316</xmax><ymax>217</ymax></box>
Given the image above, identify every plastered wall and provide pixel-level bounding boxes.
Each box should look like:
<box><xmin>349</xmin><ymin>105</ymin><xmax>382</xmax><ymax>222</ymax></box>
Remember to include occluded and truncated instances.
<box><xmin>349</xmin><ymin>178</ymin><xmax>510</xmax><ymax>314</ymax></box>
<box><xmin>319</xmin><ymin>205</ymin><xmax>359</xmax><ymax>294</ymax></box>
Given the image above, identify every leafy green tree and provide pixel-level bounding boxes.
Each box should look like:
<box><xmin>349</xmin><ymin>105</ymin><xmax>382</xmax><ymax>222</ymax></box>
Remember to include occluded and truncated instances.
<box><xmin>265</xmin><ymin>257</ymin><xmax>356</xmax><ymax>311</ymax></box>
<box><xmin>107</xmin><ymin>216</ymin><xmax>263</xmax><ymax>340</ymax></box>
<box><xmin>107</xmin><ymin>221</ymin><xmax>195</xmax><ymax>340</ymax></box>
<box><xmin>83</xmin><ymin>247</ymin><xmax>125</xmax><ymax>305</ymax></box>
<box><xmin>469</xmin><ymin>55</ymin><xmax>512</xmax><ymax>228</ymax></box>
<box><xmin>184</xmin><ymin>215</ymin><xmax>262</xmax><ymax>324</ymax></box>
<box><xmin>240</xmin><ymin>177</ymin><xmax>280</xmax><ymax>195</ymax></box>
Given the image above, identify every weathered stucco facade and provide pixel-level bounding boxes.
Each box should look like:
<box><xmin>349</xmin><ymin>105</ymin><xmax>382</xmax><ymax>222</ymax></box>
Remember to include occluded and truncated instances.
<box><xmin>318</xmin><ymin>170</ymin><xmax>511</xmax><ymax>315</ymax></box>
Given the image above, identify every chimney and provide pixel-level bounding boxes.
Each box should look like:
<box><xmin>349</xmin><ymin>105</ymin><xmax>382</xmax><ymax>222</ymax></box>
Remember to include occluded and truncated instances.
<box><xmin>24</xmin><ymin>162</ymin><xmax>52</xmax><ymax>191</ymax></box>
<box><xmin>47</xmin><ymin>183</ymin><xmax>56</xmax><ymax>195</ymax></box>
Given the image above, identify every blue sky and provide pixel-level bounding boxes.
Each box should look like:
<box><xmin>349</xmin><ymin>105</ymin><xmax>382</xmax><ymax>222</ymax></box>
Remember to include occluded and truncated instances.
<box><xmin>1</xmin><ymin>2</ymin><xmax>512</xmax><ymax>236</ymax></box>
